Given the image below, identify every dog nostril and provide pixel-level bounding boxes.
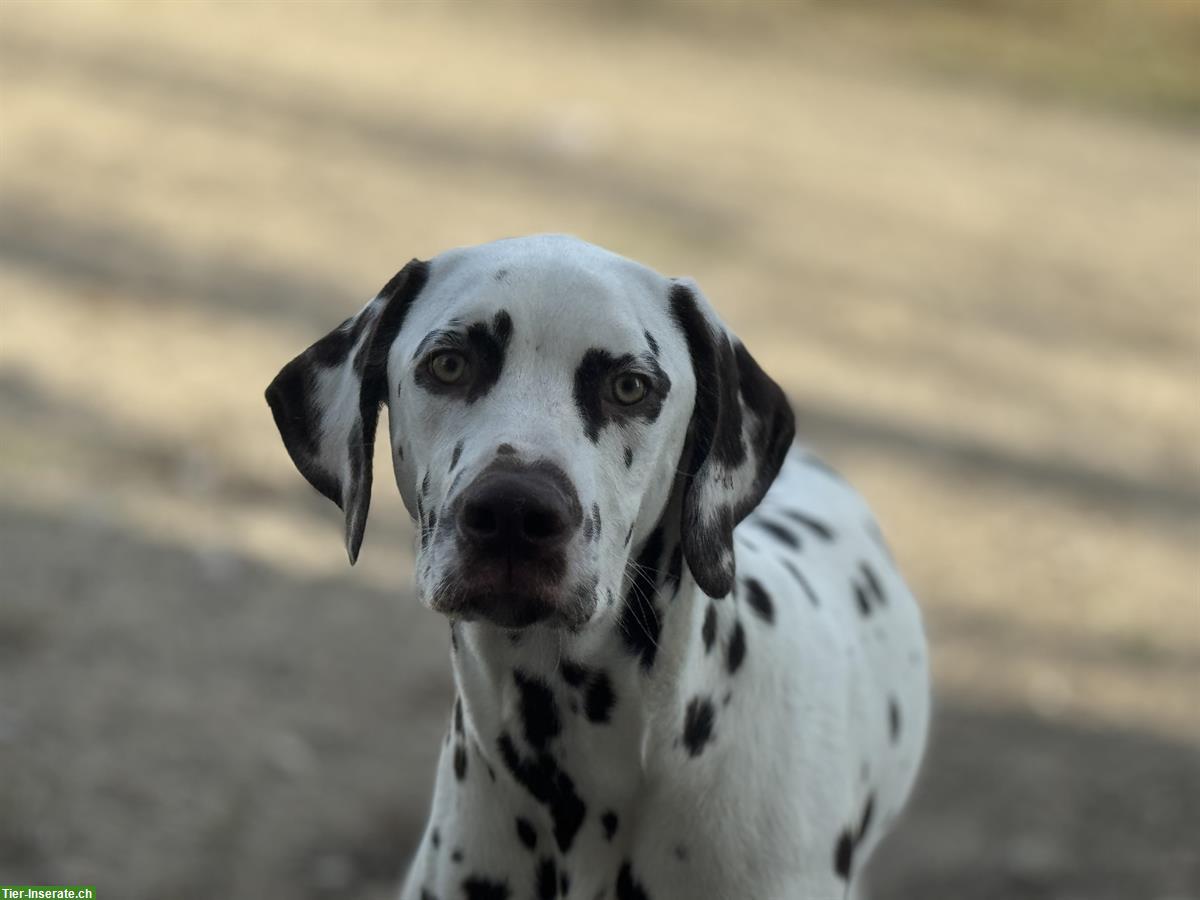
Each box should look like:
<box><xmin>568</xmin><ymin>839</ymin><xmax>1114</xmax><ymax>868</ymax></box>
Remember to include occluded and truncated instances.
<box><xmin>522</xmin><ymin>507</ymin><xmax>563</xmax><ymax>541</ymax></box>
<box><xmin>456</xmin><ymin>468</ymin><xmax>577</xmax><ymax>554</ymax></box>
<box><xmin>463</xmin><ymin>502</ymin><xmax>498</xmax><ymax>537</ymax></box>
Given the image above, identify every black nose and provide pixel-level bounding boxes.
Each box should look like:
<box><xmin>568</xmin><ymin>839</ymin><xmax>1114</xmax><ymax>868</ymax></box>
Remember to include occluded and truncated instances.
<box><xmin>457</xmin><ymin>469</ymin><xmax>578</xmax><ymax>559</ymax></box>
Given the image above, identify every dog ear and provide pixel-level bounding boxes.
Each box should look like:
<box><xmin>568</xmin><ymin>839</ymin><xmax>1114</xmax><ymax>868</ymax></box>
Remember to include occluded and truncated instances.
<box><xmin>669</xmin><ymin>279</ymin><xmax>795</xmax><ymax>598</ymax></box>
<box><xmin>265</xmin><ymin>259</ymin><xmax>430</xmax><ymax>563</ymax></box>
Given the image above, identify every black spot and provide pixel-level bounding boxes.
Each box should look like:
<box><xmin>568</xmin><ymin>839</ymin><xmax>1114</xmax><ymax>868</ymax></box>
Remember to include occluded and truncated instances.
<box><xmin>451</xmin><ymin>848</ymin><xmax>464</xmax><ymax>863</ymax></box>
<box><xmin>497</xmin><ymin>733</ymin><xmax>588</xmax><ymax>854</ymax></box>
<box><xmin>615</xmin><ymin>861</ymin><xmax>650</xmax><ymax>900</ymax></box>
<box><xmin>859</xmin><ymin>794</ymin><xmax>875</xmax><ymax>839</ymax></box>
<box><xmin>833</xmin><ymin>792</ymin><xmax>877</xmax><ymax>881</ymax></box>
<box><xmin>852</xmin><ymin>562</ymin><xmax>888</xmax><ymax>617</ymax></box>
<box><xmin>583</xmin><ymin>514</ymin><xmax>594</xmax><ymax>543</ymax></box>
<box><xmin>559</xmin><ymin>871</ymin><xmax>571</xmax><ymax>896</ymax></box>
<box><xmin>421</xmin><ymin>890</ymin><xmax>438</xmax><ymax>900</ymax></box>
<box><xmin>421</xmin><ymin>470</ymin><xmax>431</xmax><ymax>497</ymax></box>
<box><xmin>454</xmin><ymin>696</ymin><xmax>465</xmax><ymax>734</ymax></box>
<box><xmin>465</xmin><ymin>324</ymin><xmax>515</xmax><ymax>403</ymax></box>
<box><xmin>701</xmin><ymin>603</ymin><xmax>717</xmax><ymax>653</ymax></box>
<box><xmin>454</xmin><ymin>744</ymin><xmax>468</xmax><ymax>780</ymax></box>
<box><xmin>780</xmin><ymin>508</ymin><xmax>835</xmax><ymax>541</ymax></box>
<box><xmin>624</xmin><ymin>446</ymin><xmax>634</xmax><ymax>468</ymax></box>
<box><xmin>431</xmin><ymin>827</ymin><xmax>441</xmax><ymax>849</ymax></box>
<box><xmin>781</xmin><ymin>560</ymin><xmax>819</xmax><ymax>606</ymax></box>
<box><xmin>497</xmin><ymin>443</ymin><xmax>516</xmax><ymax>456</ymax></box>
<box><xmin>413</xmin><ymin>310</ymin><xmax>513</xmax><ymax>403</ymax></box>
<box><xmin>537</xmin><ymin>858</ymin><xmax>557</xmax><ymax>900</ymax></box>
<box><xmin>516</xmin><ymin>817</ymin><xmax>538</xmax><ymax>851</ymax></box>
<box><xmin>584</xmin><ymin>672</ymin><xmax>616</xmax><ymax>723</ymax></box>
<box><xmin>726</xmin><ymin>620</ymin><xmax>746</xmax><ymax>674</ymax></box>
<box><xmin>682</xmin><ymin>696</ymin><xmax>716</xmax><ymax>757</ymax></box>
<box><xmin>833</xmin><ymin>830</ymin><xmax>854</xmax><ymax>880</ymax></box>
<box><xmin>618</xmin><ymin>526</ymin><xmax>664</xmax><ymax>669</ymax></box>
<box><xmin>602</xmin><ymin>811</ymin><xmax>619</xmax><ymax>841</ymax></box>
<box><xmin>624</xmin><ymin>524</ymin><xmax>634</xmax><ymax>547</ymax></box>
<box><xmin>559</xmin><ymin>658</ymin><xmax>615</xmax><ymax>724</ymax></box>
<box><xmin>753</xmin><ymin>518</ymin><xmax>801</xmax><ymax>549</ymax></box>
<box><xmin>574</xmin><ymin>349</ymin><xmax>615</xmax><ymax>443</ymax></box>
<box><xmin>463</xmin><ymin>876</ymin><xmax>510</xmax><ymax>900</ymax></box>
<box><xmin>860</xmin><ymin>562</ymin><xmax>887</xmax><ymax>606</ymax></box>
<box><xmin>673</xmin><ymin>844</ymin><xmax>688</xmax><ymax>861</ymax></box>
<box><xmin>888</xmin><ymin>697</ymin><xmax>901</xmax><ymax>744</ymax></box>
<box><xmin>450</xmin><ymin>440</ymin><xmax>464</xmax><ymax>472</ymax></box>
<box><xmin>494</xmin><ymin>268</ymin><xmax>509</xmax><ymax>282</ymax></box>
<box><xmin>572</xmin><ymin>348</ymin><xmax>671</xmax><ymax>442</ymax></box>
<box><xmin>743</xmin><ymin>578</ymin><xmax>775</xmax><ymax>624</ymax></box>
<box><xmin>513</xmin><ymin>670</ymin><xmax>561</xmax><ymax>750</ymax></box>
<box><xmin>592</xmin><ymin>503</ymin><xmax>602</xmax><ymax>538</ymax></box>
<box><xmin>561</xmin><ymin>660</ymin><xmax>587</xmax><ymax>688</ymax></box>
<box><xmin>854</xmin><ymin>583</ymin><xmax>872</xmax><ymax>617</ymax></box>
<box><xmin>644</xmin><ymin>330</ymin><xmax>660</xmax><ymax>356</ymax></box>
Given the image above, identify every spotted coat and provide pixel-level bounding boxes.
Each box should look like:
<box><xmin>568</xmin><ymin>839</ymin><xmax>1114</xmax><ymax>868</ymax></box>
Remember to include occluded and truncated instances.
<box><xmin>265</xmin><ymin>235</ymin><xmax>931</xmax><ymax>900</ymax></box>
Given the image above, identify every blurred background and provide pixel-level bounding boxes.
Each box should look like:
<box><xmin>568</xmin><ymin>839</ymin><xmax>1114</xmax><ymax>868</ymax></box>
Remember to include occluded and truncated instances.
<box><xmin>2</xmin><ymin>1</ymin><xmax>1198</xmax><ymax>897</ymax></box>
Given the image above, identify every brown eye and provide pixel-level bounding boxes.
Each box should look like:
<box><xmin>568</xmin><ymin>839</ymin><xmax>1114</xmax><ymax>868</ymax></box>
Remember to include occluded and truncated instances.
<box><xmin>429</xmin><ymin>350</ymin><xmax>468</xmax><ymax>385</ymax></box>
<box><xmin>612</xmin><ymin>372</ymin><xmax>648</xmax><ymax>405</ymax></box>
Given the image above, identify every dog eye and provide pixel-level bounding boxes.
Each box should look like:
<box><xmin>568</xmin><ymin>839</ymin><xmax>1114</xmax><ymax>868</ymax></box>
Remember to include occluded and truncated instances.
<box><xmin>611</xmin><ymin>373</ymin><xmax>648</xmax><ymax>405</ymax></box>
<box><xmin>429</xmin><ymin>350</ymin><xmax>469</xmax><ymax>385</ymax></box>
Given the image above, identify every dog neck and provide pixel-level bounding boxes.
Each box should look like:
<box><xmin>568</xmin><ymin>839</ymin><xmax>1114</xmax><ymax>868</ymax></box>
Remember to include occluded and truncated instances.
<box><xmin>447</xmin><ymin>518</ymin><xmax>705</xmax><ymax>811</ymax></box>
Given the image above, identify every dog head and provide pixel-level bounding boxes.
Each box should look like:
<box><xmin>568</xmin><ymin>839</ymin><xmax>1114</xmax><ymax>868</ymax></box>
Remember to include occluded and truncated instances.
<box><xmin>266</xmin><ymin>235</ymin><xmax>793</xmax><ymax>630</ymax></box>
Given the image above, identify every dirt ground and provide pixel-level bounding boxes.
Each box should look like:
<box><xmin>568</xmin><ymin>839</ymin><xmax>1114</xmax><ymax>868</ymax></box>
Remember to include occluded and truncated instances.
<box><xmin>1</xmin><ymin>3</ymin><xmax>1197</xmax><ymax>898</ymax></box>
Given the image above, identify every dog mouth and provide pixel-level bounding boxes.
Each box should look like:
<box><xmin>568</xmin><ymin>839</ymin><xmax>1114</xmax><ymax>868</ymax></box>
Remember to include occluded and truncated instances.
<box><xmin>428</xmin><ymin>566</ymin><xmax>592</xmax><ymax>629</ymax></box>
<box><xmin>429</xmin><ymin>561</ymin><xmax>600</xmax><ymax>628</ymax></box>
<box><xmin>444</xmin><ymin>591</ymin><xmax>559</xmax><ymax>628</ymax></box>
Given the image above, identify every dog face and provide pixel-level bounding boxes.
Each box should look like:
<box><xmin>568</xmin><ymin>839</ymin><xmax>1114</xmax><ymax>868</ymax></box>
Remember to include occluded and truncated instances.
<box><xmin>266</xmin><ymin>235</ymin><xmax>793</xmax><ymax>630</ymax></box>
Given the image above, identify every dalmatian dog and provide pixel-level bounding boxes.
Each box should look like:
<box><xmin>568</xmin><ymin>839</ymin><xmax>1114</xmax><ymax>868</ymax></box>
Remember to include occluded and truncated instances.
<box><xmin>266</xmin><ymin>235</ymin><xmax>929</xmax><ymax>900</ymax></box>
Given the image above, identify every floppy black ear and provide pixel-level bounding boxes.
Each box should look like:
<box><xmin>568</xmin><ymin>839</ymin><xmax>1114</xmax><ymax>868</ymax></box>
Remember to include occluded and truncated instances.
<box><xmin>265</xmin><ymin>259</ymin><xmax>429</xmax><ymax>563</ymax></box>
<box><xmin>669</xmin><ymin>279</ymin><xmax>795</xmax><ymax>598</ymax></box>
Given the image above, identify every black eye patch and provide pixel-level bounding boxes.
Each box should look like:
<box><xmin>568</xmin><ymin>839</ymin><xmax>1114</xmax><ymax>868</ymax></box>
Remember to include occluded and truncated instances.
<box><xmin>572</xmin><ymin>348</ymin><xmax>671</xmax><ymax>443</ymax></box>
<box><xmin>413</xmin><ymin>310</ymin><xmax>513</xmax><ymax>404</ymax></box>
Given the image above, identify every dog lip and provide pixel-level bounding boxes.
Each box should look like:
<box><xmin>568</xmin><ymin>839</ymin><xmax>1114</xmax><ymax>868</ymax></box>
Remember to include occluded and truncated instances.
<box><xmin>462</xmin><ymin>591</ymin><xmax>558</xmax><ymax>628</ymax></box>
<box><xmin>429</xmin><ymin>583</ymin><xmax>570</xmax><ymax>629</ymax></box>
<box><xmin>429</xmin><ymin>563</ymin><xmax>587</xmax><ymax>629</ymax></box>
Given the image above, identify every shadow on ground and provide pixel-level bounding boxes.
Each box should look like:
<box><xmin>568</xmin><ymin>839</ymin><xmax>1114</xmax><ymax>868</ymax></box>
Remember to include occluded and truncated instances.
<box><xmin>2</xmin><ymin>506</ymin><xmax>1197</xmax><ymax>899</ymax></box>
